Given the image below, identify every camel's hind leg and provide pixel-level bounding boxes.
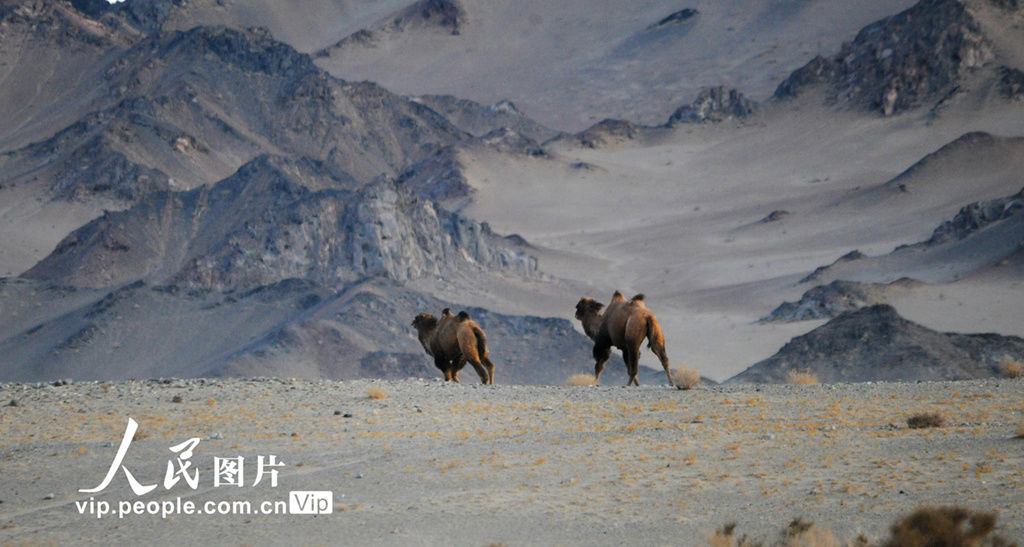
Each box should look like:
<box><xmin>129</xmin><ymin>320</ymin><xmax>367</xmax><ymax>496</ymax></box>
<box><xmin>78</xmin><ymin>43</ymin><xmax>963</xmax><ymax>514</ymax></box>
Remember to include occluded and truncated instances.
<box><xmin>623</xmin><ymin>346</ymin><xmax>640</xmax><ymax>386</ymax></box>
<box><xmin>482</xmin><ymin>357</ymin><xmax>495</xmax><ymax>385</ymax></box>
<box><xmin>651</xmin><ymin>343</ymin><xmax>672</xmax><ymax>386</ymax></box>
<box><xmin>466</xmin><ymin>358</ymin><xmax>490</xmax><ymax>385</ymax></box>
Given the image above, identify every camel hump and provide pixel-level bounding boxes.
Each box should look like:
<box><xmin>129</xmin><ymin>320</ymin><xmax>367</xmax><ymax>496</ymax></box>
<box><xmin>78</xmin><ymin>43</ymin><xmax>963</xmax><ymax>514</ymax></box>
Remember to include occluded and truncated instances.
<box><xmin>613</xmin><ymin>290</ymin><xmax>624</xmax><ymax>298</ymax></box>
<box><xmin>457</xmin><ymin>311</ymin><xmax>471</xmax><ymax>321</ymax></box>
<box><xmin>630</xmin><ymin>293</ymin><xmax>645</xmax><ymax>302</ymax></box>
<box><xmin>441</xmin><ymin>307</ymin><xmax>453</xmax><ymax>317</ymax></box>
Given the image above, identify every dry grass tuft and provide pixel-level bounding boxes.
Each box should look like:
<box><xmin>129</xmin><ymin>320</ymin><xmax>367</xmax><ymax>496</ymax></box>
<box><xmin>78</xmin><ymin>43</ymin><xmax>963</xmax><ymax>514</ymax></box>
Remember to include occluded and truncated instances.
<box><xmin>778</xmin><ymin>518</ymin><xmax>840</xmax><ymax>547</ymax></box>
<box><xmin>672</xmin><ymin>366</ymin><xmax>701</xmax><ymax>390</ymax></box>
<box><xmin>566</xmin><ymin>374</ymin><xmax>598</xmax><ymax>386</ymax></box>
<box><xmin>880</xmin><ymin>506</ymin><xmax>1008</xmax><ymax>547</ymax></box>
<box><xmin>706</xmin><ymin>522</ymin><xmax>751</xmax><ymax>547</ymax></box>
<box><xmin>1000</xmin><ymin>359</ymin><xmax>1023</xmax><ymax>379</ymax></box>
<box><xmin>367</xmin><ymin>387</ymin><xmax>387</xmax><ymax>400</ymax></box>
<box><xmin>787</xmin><ymin>370</ymin><xmax>819</xmax><ymax>385</ymax></box>
<box><xmin>707</xmin><ymin>518</ymin><xmax>840</xmax><ymax>547</ymax></box>
<box><xmin>907</xmin><ymin>412</ymin><xmax>944</xmax><ymax>429</ymax></box>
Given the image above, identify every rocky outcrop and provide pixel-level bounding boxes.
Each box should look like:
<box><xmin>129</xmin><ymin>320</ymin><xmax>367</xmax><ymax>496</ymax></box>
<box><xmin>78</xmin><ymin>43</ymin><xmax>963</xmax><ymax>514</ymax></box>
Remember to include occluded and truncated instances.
<box><xmin>395</xmin><ymin>147</ymin><xmax>471</xmax><ymax>203</ymax></box>
<box><xmin>69</xmin><ymin>0</ymin><xmax>186</xmax><ymax>35</ymax></box>
<box><xmin>389</xmin><ymin>0</ymin><xmax>466</xmax><ymax>36</ymax></box>
<box><xmin>480</xmin><ymin>127</ymin><xmax>545</xmax><ymax>157</ymax></box>
<box><xmin>998</xmin><ymin>66</ymin><xmax>1024</xmax><ymax>100</ymax></box>
<box><xmin>800</xmin><ymin>250</ymin><xmax>866</xmax><ymax>284</ymax></box>
<box><xmin>761</xmin><ymin>279</ymin><xmax>922</xmax><ymax>323</ymax></box>
<box><xmin>774</xmin><ymin>0</ymin><xmax>994</xmax><ymax>115</ymax></box>
<box><xmin>23</xmin><ymin>155</ymin><xmax>538</xmax><ymax>291</ymax></box>
<box><xmin>411</xmin><ymin>96</ymin><xmax>561</xmax><ymax>143</ymax></box>
<box><xmin>918</xmin><ymin>188</ymin><xmax>1024</xmax><ymax>246</ymax></box>
<box><xmin>648</xmin><ymin>8</ymin><xmax>699</xmax><ymax>30</ymax></box>
<box><xmin>576</xmin><ymin>119</ymin><xmax>641</xmax><ymax>148</ymax></box>
<box><xmin>314</xmin><ymin>0</ymin><xmax>466</xmax><ymax>57</ymax></box>
<box><xmin>730</xmin><ymin>305</ymin><xmax>1024</xmax><ymax>383</ymax></box>
<box><xmin>666</xmin><ymin>86</ymin><xmax>758</xmax><ymax>125</ymax></box>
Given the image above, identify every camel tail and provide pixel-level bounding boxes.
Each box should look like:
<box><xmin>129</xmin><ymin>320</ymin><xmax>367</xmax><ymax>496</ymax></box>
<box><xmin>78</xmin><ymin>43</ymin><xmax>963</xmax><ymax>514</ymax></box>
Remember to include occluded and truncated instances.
<box><xmin>645</xmin><ymin>316</ymin><xmax>665</xmax><ymax>351</ymax></box>
<box><xmin>472</xmin><ymin>325</ymin><xmax>489</xmax><ymax>359</ymax></box>
<box><xmin>469</xmin><ymin>324</ymin><xmax>496</xmax><ymax>384</ymax></box>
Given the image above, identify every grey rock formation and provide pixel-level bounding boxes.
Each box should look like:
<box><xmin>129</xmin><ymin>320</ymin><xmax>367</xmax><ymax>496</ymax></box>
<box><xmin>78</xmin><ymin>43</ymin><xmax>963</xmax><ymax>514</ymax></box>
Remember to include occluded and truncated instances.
<box><xmin>730</xmin><ymin>305</ymin><xmax>1024</xmax><ymax>383</ymax></box>
<box><xmin>575</xmin><ymin>119</ymin><xmax>641</xmax><ymax>149</ymax></box>
<box><xmin>395</xmin><ymin>147</ymin><xmax>471</xmax><ymax>203</ymax></box>
<box><xmin>410</xmin><ymin>96</ymin><xmax>561</xmax><ymax>143</ymax></box>
<box><xmin>918</xmin><ymin>188</ymin><xmax>1024</xmax><ymax>246</ymax></box>
<box><xmin>761</xmin><ymin>279</ymin><xmax>922</xmax><ymax>323</ymax></box>
<box><xmin>23</xmin><ymin>155</ymin><xmax>538</xmax><ymax>291</ymax></box>
<box><xmin>774</xmin><ymin>0</ymin><xmax>995</xmax><ymax>115</ymax></box>
<box><xmin>315</xmin><ymin>0</ymin><xmax>466</xmax><ymax>57</ymax></box>
<box><xmin>666</xmin><ymin>86</ymin><xmax>758</xmax><ymax>125</ymax></box>
<box><xmin>998</xmin><ymin>66</ymin><xmax>1024</xmax><ymax>100</ymax></box>
<box><xmin>648</xmin><ymin>8</ymin><xmax>699</xmax><ymax>30</ymax></box>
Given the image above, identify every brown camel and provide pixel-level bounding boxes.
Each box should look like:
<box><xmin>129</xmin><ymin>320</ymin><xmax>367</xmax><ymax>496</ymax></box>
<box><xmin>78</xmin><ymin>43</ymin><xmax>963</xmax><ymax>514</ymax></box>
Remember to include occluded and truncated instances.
<box><xmin>411</xmin><ymin>308</ymin><xmax>496</xmax><ymax>384</ymax></box>
<box><xmin>574</xmin><ymin>291</ymin><xmax>673</xmax><ymax>386</ymax></box>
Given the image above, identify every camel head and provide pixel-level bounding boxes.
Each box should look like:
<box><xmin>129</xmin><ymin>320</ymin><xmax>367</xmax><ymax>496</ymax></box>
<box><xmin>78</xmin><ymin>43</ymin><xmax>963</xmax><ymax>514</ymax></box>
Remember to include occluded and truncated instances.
<box><xmin>576</xmin><ymin>297</ymin><xmax>608</xmax><ymax>341</ymax></box>
<box><xmin>412</xmin><ymin>312</ymin><xmax>438</xmax><ymax>333</ymax></box>
<box><xmin>575</xmin><ymin>297</ymin><xmax>604</xmax><ymax>321</ymax></box>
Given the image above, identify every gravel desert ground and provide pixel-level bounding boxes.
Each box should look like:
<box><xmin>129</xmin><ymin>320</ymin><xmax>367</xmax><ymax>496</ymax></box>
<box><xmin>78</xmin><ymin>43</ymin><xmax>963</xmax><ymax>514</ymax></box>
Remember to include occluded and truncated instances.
<box><xmin>2</xmin><ymin>377</ymin><xmax>1022</xmax><ymax>545</ymax></box>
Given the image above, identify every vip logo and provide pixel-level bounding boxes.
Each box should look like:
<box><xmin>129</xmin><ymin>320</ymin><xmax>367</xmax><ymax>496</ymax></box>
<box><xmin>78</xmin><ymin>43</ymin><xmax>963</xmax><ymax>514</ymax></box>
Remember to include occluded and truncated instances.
<box><xmin>288</xmin><ymin>491</ymin><xmax>333</xmax><ymax>515</ymax></box>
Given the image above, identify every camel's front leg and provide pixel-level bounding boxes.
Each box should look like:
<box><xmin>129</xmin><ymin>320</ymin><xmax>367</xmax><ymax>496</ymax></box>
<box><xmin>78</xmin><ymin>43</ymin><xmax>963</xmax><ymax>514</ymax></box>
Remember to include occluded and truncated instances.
<box><xmin>593</xmin><ymin>339</ymin><xmax>612</xmax><ymax>384</ymax></box>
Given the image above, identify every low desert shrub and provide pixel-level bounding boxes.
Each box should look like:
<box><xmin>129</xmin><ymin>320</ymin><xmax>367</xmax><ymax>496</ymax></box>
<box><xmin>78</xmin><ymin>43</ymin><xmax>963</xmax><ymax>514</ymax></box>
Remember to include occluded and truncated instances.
<box><xmin>566</xmin><ymin>374</ymin><xmax>598</xmax><ymax>386</ymax></box>
<box><xmin>367</xmin><ymin>387</ymin><xmax>387</xmax><ymax>400</ymax></box>
<box><xmin>787</xmin><ymin>370</ymin><xmax>818</xmax><ymax>385</ymax></box>
<box><xmin>1000</xmin><ymin>359</ymin><xmax>1023</xmax><ymax>379</ymax></box>
<box><xmin>672</xmin><ymin>365</ymin><xmax>701</xmax><ymax>390</ymax></box>
<box><xmin>880</xmin><ymin>506</ymin><xmax>1010</xmax><ymax>547</ymax></box>
<box><xmin>708</xmin><ymin>507</ymin><xmax>1008</xmax><ymax>546</ymax></box>
<box><xmin>907</xmin><ymin>412</ymin><xmax>944</xmax><ymax>429</ymax></box>
<box><xmin>706</xmin><ymin>519</ymin><xmax>841</xmax><ymax>547</ymax></box>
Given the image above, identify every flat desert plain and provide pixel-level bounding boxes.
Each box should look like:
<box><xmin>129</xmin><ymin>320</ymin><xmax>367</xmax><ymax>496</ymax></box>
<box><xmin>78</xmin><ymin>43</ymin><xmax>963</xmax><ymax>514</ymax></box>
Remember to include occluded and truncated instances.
<box><xmin>1</xmin><ymin>377</ymin><xmax>1022</xmax><ymax>545</ymax></box>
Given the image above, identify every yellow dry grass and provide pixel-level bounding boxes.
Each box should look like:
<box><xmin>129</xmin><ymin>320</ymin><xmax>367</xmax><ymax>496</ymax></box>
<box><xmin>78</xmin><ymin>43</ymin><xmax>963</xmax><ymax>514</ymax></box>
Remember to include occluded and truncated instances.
<box><xmin>566</xmin><ymin>374</ymin><xmax>598</xmax><ymax>386</ymax></box>
<box><xmin>787</xmin><ymin>370</ymin><xmax>819</xmax><ymax>385</ymax></box>
<box><xmin>671</xmin><ymin>366</ymin><xmax>701</xmax><ymax>390</ymax></box>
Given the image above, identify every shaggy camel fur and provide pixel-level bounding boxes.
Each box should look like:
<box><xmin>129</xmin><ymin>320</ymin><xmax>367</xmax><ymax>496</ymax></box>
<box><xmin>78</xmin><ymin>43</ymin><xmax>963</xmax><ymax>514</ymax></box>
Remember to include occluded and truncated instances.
<box><xmin>575</xmin><ymin>291</ymin><xmax>673</xmax><ymax>386</ymax></box>
<box><xmin>411</xmin><ymin>308</ymin><xmax>496</xmax><ymax>384</ymax></box>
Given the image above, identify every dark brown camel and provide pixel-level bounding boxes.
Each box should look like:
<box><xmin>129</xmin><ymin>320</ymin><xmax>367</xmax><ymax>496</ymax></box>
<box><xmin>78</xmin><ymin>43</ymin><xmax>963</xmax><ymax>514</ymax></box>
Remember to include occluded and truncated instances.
<box><xmin>574</xmin><ymin>291</ymin><xmax>673</xmax><ymax>386</ymax></box>
<box><xmin>411</xmin><ymin>308</ymin><xmax>496</xmax><ymax>384</ymax></box>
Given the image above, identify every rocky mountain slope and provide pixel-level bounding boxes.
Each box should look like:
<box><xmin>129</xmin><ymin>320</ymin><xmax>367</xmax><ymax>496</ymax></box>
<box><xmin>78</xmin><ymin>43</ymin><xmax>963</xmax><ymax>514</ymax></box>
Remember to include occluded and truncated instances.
<box><xmin>774</xmin><ymin>0</ymin><xmax>1010</xmax><ymax>115</ymax></box>
<box><xmin>729</xmin><ymin>304</ymin><xmax>1024</xmax><ymax>383</ymax></box>
<box><xmin>22</xmin><ymin>155</ymin><xmax>537</xmax><ymax>290</ymax></box>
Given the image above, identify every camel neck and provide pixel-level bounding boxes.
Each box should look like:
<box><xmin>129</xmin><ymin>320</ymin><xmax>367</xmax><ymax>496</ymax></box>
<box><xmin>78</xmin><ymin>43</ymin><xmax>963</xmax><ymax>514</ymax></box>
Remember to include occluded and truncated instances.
<box><xmin>582</xmin><ymin>314</ymin><xmax>602</xmax><ymax>340</ymax></box>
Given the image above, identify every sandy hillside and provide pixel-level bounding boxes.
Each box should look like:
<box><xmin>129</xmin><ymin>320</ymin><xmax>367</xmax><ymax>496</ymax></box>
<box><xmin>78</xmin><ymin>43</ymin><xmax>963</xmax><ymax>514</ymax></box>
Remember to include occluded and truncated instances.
<box><xmin>0</xmin><ymin>378</ymin><xmax>1021</xmax><ymax>545</ymax></box>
